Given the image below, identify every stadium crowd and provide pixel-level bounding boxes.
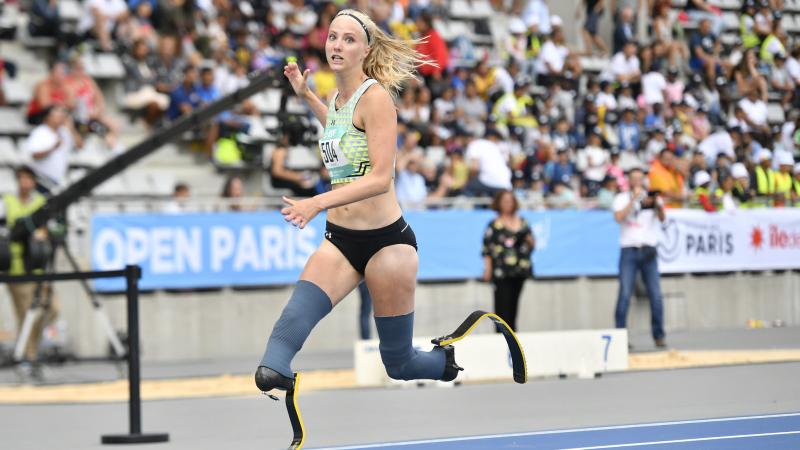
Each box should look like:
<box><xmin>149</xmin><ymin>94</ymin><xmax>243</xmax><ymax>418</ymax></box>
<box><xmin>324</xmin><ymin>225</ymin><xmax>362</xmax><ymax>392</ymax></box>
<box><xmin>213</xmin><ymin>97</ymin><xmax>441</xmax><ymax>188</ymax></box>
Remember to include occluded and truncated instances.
<box><xmin>2</xmin><ymin>0</ymin><xmax>800</xmax><ymax>210</ymax></box>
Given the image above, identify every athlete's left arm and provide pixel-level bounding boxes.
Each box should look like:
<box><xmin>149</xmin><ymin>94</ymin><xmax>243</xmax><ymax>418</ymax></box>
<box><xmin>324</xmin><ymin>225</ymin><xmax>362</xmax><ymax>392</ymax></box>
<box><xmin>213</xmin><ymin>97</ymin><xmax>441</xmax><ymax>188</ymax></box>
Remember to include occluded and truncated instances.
<box><xmin>281</xmin><ymin>86</ymin><xmax>397</xmax><ymax>228</ymax></box>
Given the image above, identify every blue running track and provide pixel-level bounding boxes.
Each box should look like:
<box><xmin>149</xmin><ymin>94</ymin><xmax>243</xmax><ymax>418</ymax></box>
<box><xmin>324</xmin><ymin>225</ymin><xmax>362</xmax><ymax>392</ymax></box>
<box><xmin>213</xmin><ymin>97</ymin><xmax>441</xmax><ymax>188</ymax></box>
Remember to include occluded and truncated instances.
<box><xmin>312</xmin><ymin>412</ymin><xmax>800</xmax><ymax>449</ymax></box>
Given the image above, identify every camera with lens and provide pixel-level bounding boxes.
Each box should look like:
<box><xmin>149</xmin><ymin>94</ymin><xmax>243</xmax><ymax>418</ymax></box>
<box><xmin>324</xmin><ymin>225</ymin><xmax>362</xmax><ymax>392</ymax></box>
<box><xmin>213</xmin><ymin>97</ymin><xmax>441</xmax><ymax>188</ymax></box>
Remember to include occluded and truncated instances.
<box><xmin>640</xmin><ymin>190</ymin><xmax>661</xmax><ymax>210</ymax></box>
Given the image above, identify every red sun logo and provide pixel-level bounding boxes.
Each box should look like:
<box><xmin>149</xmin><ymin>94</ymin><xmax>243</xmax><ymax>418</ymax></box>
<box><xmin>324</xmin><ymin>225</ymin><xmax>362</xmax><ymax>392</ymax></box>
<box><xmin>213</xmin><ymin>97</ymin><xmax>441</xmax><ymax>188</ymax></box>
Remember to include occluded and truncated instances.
<box><xmin>751</xmin><ymin>227</ymin><xmax>764</xmax><ymax>250</ymax></box>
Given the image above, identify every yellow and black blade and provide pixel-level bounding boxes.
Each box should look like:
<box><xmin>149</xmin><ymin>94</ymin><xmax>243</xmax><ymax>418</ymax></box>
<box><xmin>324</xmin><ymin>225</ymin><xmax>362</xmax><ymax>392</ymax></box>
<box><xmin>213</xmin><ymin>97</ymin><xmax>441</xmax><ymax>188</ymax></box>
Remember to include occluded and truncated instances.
<box><xmin>432</xmin><ymin>311</ymin><xmax>528</xmax><ymax>384</ymax></box>
<box><xmin>286</xmin><ymin>372</ymin><xmax>305</xmax><ymax>450</ymax></box>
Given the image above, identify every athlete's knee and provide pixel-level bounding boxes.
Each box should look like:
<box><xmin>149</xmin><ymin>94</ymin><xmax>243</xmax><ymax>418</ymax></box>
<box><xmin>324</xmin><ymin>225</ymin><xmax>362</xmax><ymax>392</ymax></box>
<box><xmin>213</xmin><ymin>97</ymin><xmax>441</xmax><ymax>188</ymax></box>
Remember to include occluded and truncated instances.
<box><xmin>382</xmin><ymin>360</ymin><xmax>413</xmax><ymax>381</ymax></box>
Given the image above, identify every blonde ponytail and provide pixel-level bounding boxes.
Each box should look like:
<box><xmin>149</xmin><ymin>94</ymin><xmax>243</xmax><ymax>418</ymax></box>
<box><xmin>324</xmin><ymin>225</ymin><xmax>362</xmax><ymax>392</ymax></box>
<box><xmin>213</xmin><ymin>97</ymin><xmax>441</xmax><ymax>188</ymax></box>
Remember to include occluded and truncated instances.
<box><xmin>336</xmin><ymin>9</ymin><xmax>432</xmax><ymax>94</ymax></box>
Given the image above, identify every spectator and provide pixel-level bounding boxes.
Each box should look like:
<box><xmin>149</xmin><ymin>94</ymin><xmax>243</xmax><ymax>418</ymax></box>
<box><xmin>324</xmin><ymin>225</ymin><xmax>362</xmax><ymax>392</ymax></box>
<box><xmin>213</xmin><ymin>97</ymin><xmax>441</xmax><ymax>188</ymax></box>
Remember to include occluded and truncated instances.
<box><xmin>67</xmin><ymin>54</ymin><xmax>121</xmax><ymax>150</ymax></box>
<box><xmin>151</xmin><ymin>35</ymin><xmax>186</xmax><ymax>97</ymax></box>
<box><xmin>464</xmin><ymin>129</ymin><xmax>513</xmax><ymax>196</ymax></box>
<box><xmin>641</xmin><ymin>66</ymin><xmax>668</xmax><ymax>108</ymax></box>
<box><xmin>699</xmin><ymin>127</ymin><xmax>736</xmax><ymax>164</ymax></box>
<box><xmin>754</xmin><ymin>149</ymin><xmax>775</xmax><ymax>200</ymax></box>
<box><xmin>415</xmin><ymin>11</ymin><xmax>449</xmax><ymax>82</ymax></box>
<box><xmin>718</xmin><ymin>173</ymin><xmax>737</xmax><ymax>211</ymax></box>
<box><xmin>2</xmin><ymin>166</ymin><xmax>58</xmax><ymax>380</ymax></box>
<box><xmin>122</xmin><ymin>39</ymin><xmax>171</xmax><ymax>126</ymax></box>
<box><xmin>163</xmin><ymin>182</ymin><xmax>191</xmax><ymax>213</ymax></box>
<box><xmin>685</xmin><ymin>0</ymin><xmax>724</xmax><ymax>37</ymax></box>
<box><xmin>613</xmin><ymin>167</ymin><xmax>667</xmax><ymax>348</ymax></box>
<box><xmin>649</xmin><ymin>149</ymin><xmax>686</xmax><ymax>207</ymax></box>
<box><xmin>395</xmin><ymin>151</ymin><xmax>429</xmax><ymax>208</ymax></box>
<box><xmin>664</xmin><ymin>67</ymin><xmax>685</xmax><ymax>105</ymax></box>
<box><xmin>221</xmin><ymin>175</ymin><xmax>245</xmax><ymax>211</ymax></box>
<box><xmin>597</xmin><ymin>174</ymin><xmax>619</xmax><ymax>209</ymax></box>
<box><xmin>652</xmin><ymin>0</ymin><xmax>688</xmax><ymax>67</ymax></box>
<box><xmin>692</xmin><ymin>170</ymin><xmax>719</xmax><ymax>211</ymax></box>
<box><xmin>77</xmin><ymin>0</ymin><xmax>129</xmax><ymax>52</ymax></box>
<box><xmin>29</xmin><ymin>0</ymin><xmax>61</xmax><ymax>39</ymax></box>
<box><xmin>691</xmin><ymin>105</ymin><xmax>711</xmax><ymax>141</ymax></box>
<box><xmin>596</xmin><ymin>80</ymin><xmax>618</xmax><ymax>111</ymax></box>
<box><xmin>613</xmin><ymin>6</ymin><xmax>635</xmax><ymax>54</ymax></box>
<box><xmin>270</xmin><ymin>145</ymin><xmax>319</xmax><ymax>198</ymax></box>
<box><xmin>689</xmin><ymin>19</ymin><xmax>721</xmax><ymax>83</ymax></box>
<box><xmin>774</xmin><ymin>152</ymin><xmax>795</xmax><ymax>205</ymax></box>
<box><xmin>577</xmin><ymin>0</ymin><xmax>608</xmax><ymax>55</ymax></box>
<box><xmin>522</xmin><ymin>0</ymin><xmax>552</xmax><ymax>36</ymax></box>
<box><xmin>492</xmin><ymin>79</ymin><xmax>537</xmax><ymax>138</ymax></box>
<box><xmin>167</xmin><ymin>65</ymin><xmax>201</xmax><ymax>121</ymax></box>
<box><xmin>581</xmin><ymin>129</ymin><xmax>609</xmax><ymax>196</ymax></box>
<box><xmin>155</xmin><ymin>0</ymin><xmax>197</xmax><ymax>36</ymax></box>
<box><xmin>27</xmin><ymin>61</ymin><xmax>75</xmax><ymax>126</ymax></box>
<box><xmin>545</xmin><ymin>148</ymin><xmax>577</xmax><ymax>191</ymax></box>
<box><xmin>115</xmin><ymin>0</ymin><xmax>158</xmax><ymax>49</ymax></box>
<box><xmin>731</xmin><ymin>162</ymin><xmax>755</xmax><ymax>207</ymax></box>
<box><xmin>733</xmin><ymin>49</ymin><xmax>767</xmax><ymax>102</ymax></box>
<box><xmin>759</xmin><ymin>18</ymin><xmax>786</xmax><ymax>64</ymax></box>
<box><xmin>740</xmin><ymin>0</ymin><xmax>761</xmax><ymax>50</ymax></box>
<box><xmin>770</xmin><ymin>53</ymin><xmax>794</xmax><ymax>107</ymax></box>
<box><xmin>618</xmin><ymin>108</ymin><xmax>641</xmax><ymax>152</ymax></box>
<box><xmin>549</xmin><ymin>179</ymin><xmax>578</xmax><ymax>208</ymax></box>
<box><xmin>535</xmin><ymin>27</ymin><xmax>571</xmax><ymax>86</ymax></box>
<box><xmin>607</xmin><ymin>147</ymin><xmax>629</xmax><ymax>191</ymax></box>
<box><xmin>24</xmin><ymin>106</ymin><xmax>81</xmax><ymax>190</ymax></box>
<box><xmin>737</xmin><ymin>88</ymin><xmax>769</xmax><ymax>136</ymax></box>
<box><xmin>481</xmin><ymin>190</ymin><xmax>535</xmax><ymax>331</ymax></box>
<box><xmin>792</xmin><ymin>163</ymin><xmax>800</xmax><ymax>205</ymax></box>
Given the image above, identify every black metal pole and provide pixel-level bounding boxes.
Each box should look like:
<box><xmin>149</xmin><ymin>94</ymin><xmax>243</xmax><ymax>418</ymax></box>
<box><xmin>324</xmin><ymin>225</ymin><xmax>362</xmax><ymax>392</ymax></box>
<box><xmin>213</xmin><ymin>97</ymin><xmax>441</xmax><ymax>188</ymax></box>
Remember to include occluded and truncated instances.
<box><xmin>101</xmin><ymin>265</ymin><xmax>169</xmax><ymax>444</ymax></box>
<box><xmin>126</xmin><ymin>264</ymin><xmax>142</xmax><ymax>435</ymax></box>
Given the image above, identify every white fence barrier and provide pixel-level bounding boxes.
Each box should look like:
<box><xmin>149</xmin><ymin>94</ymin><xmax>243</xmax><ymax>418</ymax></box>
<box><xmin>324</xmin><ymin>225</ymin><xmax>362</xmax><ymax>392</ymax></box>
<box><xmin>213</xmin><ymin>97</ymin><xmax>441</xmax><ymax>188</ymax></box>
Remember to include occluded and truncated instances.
<box><xmin>355</xmin><ymin>328</ymin><xmax>628</xmax><ymax>387</ymax></box>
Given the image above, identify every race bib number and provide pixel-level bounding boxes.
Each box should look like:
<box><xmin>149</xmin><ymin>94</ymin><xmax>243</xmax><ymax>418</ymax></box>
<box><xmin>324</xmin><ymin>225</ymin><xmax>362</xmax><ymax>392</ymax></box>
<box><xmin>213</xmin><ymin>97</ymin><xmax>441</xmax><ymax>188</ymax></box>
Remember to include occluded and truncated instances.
<box><xmin>320</xmin><ymin>125</ymin><xmax>353</xmax><ymax>179</ymax></box>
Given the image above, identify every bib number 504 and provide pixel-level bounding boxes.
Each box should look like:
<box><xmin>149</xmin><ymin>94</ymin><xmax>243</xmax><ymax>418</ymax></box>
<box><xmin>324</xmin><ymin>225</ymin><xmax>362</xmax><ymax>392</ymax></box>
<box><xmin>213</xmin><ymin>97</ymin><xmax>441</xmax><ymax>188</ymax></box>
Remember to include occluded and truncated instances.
<box><xmin>320</xmin><ymin>141</ymin><xmax>339</xmax><ymax>164</ymax></box>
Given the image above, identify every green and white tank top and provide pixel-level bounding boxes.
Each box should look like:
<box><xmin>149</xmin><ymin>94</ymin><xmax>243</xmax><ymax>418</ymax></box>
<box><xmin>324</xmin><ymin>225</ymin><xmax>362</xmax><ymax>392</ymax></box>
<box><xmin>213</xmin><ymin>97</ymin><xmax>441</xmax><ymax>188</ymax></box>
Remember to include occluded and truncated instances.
<box><xmin>320</xmin><ymin>78</ymin><xmax>378</xmax><ymax>184</ymax></box>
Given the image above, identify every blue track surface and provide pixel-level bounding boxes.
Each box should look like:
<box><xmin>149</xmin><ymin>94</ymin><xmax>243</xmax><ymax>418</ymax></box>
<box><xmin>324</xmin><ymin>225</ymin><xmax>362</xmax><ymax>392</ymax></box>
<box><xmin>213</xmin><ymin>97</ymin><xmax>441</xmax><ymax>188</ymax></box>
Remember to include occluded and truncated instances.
<box><xmin>312</xmin><ymin>413</ymin><xmax>800</xmax><ymax>449</ymax></box>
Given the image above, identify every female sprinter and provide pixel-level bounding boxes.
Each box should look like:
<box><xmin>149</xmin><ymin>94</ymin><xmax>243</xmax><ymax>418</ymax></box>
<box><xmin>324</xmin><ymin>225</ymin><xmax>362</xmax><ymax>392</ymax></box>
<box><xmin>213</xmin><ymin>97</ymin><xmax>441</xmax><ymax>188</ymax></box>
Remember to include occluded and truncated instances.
<box><xmin>254</xmin><ymin>8</ymin><xmax>462</xmax><ymax>395</ymax></box>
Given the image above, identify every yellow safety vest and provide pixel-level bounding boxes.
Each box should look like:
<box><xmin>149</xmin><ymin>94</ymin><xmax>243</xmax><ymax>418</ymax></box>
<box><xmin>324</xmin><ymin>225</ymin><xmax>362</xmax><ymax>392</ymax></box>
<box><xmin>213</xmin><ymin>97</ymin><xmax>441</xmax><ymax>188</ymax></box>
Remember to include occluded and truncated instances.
<box><xmin>492</xmin><ymin>93</ymin><xmax>537</xmax><ymax>128</ymax></box>
<box><xmin>693</xmin><ymin>186</ymin><xmax>722</xmax><ymax>209</ymax></box>
<box><xmin>2</xmin><ymin>193</ymin><xmax>46</xmax><ymax>276</ymax></box>
<box><xmin>775</xmin><ymin>172</ymin><xmax>793</xmax><ymax>194</ymax></box>
<box><xmin>760</xmin><ymin>34</ymin><xmax>785</xmax><ymax>64</ymax></box>
<box><xmin>755</xmin><ymin>166</ymin><xmax>776</xmax><ymax>195</ymax></box>
<box><xmin>734</xmin><ymin>182</ymin><xmax>754</xmax><ymax>208</ymax></box>
<box><xmin>740</xmin><ymin>15</ymin><xmax>760</xmax><ymax>49</ymax></box>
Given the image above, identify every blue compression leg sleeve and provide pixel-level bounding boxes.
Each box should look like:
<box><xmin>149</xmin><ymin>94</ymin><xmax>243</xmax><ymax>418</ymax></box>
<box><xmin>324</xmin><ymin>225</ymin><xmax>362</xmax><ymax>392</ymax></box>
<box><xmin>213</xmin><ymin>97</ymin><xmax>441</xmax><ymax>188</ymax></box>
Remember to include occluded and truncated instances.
<box><xmin>375</xmin><ymin>312</ymin><xmax>446</xmax><ymax>381</ymax></box>
<box><xmin>259</xmin><ymin>280</ymin><xmax>332</xmax><ymax>378</ymax></box>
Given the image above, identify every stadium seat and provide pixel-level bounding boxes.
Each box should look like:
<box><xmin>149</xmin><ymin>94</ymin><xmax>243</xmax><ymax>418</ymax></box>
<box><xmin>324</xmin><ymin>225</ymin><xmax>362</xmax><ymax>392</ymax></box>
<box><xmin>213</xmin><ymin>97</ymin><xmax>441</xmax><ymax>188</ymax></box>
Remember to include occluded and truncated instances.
<box><xmin>70</xmin><ymin>137</ymin><xmax>109</xmax><ymax>168</ymax></box>
<box><xmin>722</xmin><ymin>12</ymin><xmax>739</xmax><ymax>31</ymax></box>
<box><xmin>284</xmin><ymin>145</ymin><xmax>321</xmax><ymax>170</ymax></box>
<box><xmin>82</xmin><ymin>52</ymin><xmax>126</xmax><ymax>80</ymax></box>
<box><xmin>58</xmin><ymin>0</ymin><xmax>82</xmax><ymax>25</ymax></box>
<box><xmin>93</xmin><ymin>174</ymin><xmax>128</xmax><ymax>197</ymax></box>
<box><xmin>0</xmin><ymin>107</ymin><xmax>32</xmax><ymax>138</ymax></box>
<box><xmin>767</xmin><ymin>103</ymin><xmax>786</xmax><ymax>124</ymax></box>
<box><xmin>0</xmin><ymin>137</ymin><xmax>21</xmax><ymax>167</ymax></box>
<box><xmin>0</xmin><ymin>167</ymin><xmax>15</xmax><ymax>194</ymax></box>
<box><xmin>251</xmin><ymin>88</ymin><xmax>282</xmax><ymax>115</ymax></box>
<box><xmin>2</xmin><ymin>77</ymin><xmax>33</xmax><ymax>107</ymax></box>
<box><xmin>425</xmin><ymin>146</ymin><xmax>447</xmax><ymax>167</ymax></box>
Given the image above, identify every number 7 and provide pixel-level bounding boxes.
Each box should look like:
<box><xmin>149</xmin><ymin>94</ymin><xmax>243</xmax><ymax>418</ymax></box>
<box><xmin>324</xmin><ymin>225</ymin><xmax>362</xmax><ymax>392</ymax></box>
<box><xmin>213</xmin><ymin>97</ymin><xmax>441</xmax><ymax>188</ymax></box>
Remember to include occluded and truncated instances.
<box><xmin>601</xmin><ymin>334</ymin><xmax>612</xmax><ymax>363</ymax></box>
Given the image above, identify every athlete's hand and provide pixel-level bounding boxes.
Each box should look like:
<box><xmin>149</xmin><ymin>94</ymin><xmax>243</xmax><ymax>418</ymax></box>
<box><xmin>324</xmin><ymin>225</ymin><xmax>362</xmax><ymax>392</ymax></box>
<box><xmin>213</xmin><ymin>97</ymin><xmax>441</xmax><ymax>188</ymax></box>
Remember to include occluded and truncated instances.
<box><xmin>283</xmin><ymin>62</ymin><xmax>311</xmax><ymax>99</ymax></box>
<box><xmin>281</xmin><ymin>196</ymin><xmax>322</xmax><ymax>229</ymax></box>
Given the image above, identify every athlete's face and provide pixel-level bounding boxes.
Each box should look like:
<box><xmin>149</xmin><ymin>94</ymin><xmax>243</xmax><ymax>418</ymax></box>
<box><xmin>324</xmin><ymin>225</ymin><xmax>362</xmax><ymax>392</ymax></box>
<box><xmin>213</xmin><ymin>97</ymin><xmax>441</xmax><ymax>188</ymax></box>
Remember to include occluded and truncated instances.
<box><xmin>326</xmin><ymin>16</ymin><xmax>370</xmax><ymax>72</ymax></box>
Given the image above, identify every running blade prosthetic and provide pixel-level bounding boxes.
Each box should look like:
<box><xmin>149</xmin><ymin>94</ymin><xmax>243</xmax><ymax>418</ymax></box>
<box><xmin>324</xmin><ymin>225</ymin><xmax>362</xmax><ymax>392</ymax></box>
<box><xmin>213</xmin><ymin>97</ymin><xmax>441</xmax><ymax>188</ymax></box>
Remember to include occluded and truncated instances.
<box><xmin>432</xmin><ymin>310</ymin><xmax>528</xmax><ymax>384</ymax></box>
<box><xmin>256</xmin><ymin>368</ymin><xmax>305</xmax><ymax>449</ymax></box>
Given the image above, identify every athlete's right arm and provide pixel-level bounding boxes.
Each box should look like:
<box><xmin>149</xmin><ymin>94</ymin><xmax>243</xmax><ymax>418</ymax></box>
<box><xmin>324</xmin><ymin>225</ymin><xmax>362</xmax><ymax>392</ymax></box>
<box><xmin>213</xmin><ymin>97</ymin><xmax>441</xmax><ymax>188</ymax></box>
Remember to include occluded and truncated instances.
<box><xmin>284</xmin><ymin>62</ymin><xmax>328</xmax><ymax>125</ymax></box>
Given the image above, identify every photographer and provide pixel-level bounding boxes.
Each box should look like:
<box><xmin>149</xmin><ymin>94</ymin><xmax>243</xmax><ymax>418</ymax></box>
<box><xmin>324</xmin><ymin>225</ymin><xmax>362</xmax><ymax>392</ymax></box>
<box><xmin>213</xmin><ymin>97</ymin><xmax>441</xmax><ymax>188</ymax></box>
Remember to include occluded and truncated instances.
<box><xmin>2</xmin><ymin>166</ymin><xmax>59</xmax><ymax>378</ymax></box>
<box><xmin>612</xmin><ymin>168</ymin><xmax>667</xmax><ymax>349</ymax></box>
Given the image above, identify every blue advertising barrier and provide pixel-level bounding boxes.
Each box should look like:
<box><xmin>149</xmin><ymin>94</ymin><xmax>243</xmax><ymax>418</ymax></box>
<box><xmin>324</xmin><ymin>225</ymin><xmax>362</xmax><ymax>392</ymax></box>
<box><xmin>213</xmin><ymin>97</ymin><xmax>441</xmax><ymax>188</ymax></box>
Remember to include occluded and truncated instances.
<box><xmin>91</xmin><ymin>210</ymin><xmax>622</xmax><ymax>291</ymax></box>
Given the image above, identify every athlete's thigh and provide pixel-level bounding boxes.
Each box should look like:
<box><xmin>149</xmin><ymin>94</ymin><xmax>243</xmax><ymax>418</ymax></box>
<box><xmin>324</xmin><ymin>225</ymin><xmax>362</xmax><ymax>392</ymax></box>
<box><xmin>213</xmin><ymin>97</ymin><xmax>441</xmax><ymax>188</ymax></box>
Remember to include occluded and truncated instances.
<box><xmin>300</xmin><ymin>240</ymin><xmax>362</xmax><ymax>307</ymax></box>
<box><xmin>363</xmin><ymin>244</ymin><xmax>418</xmax><ymax>317</ymax></box>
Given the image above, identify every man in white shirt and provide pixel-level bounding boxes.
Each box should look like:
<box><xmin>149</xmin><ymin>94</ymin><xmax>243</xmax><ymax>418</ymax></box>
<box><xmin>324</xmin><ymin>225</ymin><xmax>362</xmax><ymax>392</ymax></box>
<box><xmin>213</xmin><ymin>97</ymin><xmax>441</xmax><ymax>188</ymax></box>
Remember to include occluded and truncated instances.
<box><xmin>465</xmin><ymin>129</ymin><xmax>512</xmax><ymax>196</ymax></box>
<box><xmin>535</xmin><ymin>28</ymin><xmax>569</xmax><ymax>79</ymax></box>
<box><xmin>24</xmin><ymin>106</ymin><xmax>78</xmax><ymax>190</ymax></box>
<box><xmin>641</xmin><ymin>69</ymin><xmax>667</xmax><ymax>107</ymax></box>
<box><xmin>610</xmin><ymin>41</ymin><xmax>641</xmax><ymax>84</ymax></box>
<box><xmin>612</xmin><ymin>168</ymin><xmax>667</xmax><ymax>348</ymax></box>
<box><xmin>737</xmin><ymin>90</ymin><xmax>768</xmax><ymax>133</ymax></box>
<box><xmin>698</xmin><ymin>128</ymin><xmax>735</xmax><ymax>165</ymax></box>
<box><xmin>77</xmin><ymin>0</ymin><xmax>129</xmax><ymax>52</ymax></box>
